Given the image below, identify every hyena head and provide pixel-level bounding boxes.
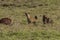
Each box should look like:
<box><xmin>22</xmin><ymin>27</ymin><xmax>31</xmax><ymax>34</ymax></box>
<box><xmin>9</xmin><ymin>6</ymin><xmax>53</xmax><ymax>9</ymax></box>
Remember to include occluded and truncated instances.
<box><xmin>43</xmin><ymin>15</ymin><xmax>47</xmax><ymax>24</ymax></box>
<box><xmin>25</xmin><ymin>13</ymin><xmax>30</xmax><ymax>19</ymax></box>
<box><xmin>25</xmin><ymin>13</ymin><xmax>31</xmax><ymax>24</ymax></box>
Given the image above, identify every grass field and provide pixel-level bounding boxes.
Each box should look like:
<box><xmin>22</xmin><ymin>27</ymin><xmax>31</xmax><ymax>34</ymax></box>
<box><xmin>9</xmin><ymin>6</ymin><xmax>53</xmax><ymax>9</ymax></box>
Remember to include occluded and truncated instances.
<box><xmin>0</xmin><ymin>0</ymin><xmax>60</xmax><ymax>40</ymax></box>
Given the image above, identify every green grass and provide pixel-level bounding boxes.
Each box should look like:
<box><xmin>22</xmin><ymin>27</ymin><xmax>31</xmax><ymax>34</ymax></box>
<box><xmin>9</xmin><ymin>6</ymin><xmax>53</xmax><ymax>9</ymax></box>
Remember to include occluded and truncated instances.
<box><xmin>0</xmin><ymin>30</ymin><xmax>60</xmax><ymax>40</ymax></box>
<box><xmin>0</xmin><ymin>0</ymin><xmax>60</xmax><ymax>40</ymax></box>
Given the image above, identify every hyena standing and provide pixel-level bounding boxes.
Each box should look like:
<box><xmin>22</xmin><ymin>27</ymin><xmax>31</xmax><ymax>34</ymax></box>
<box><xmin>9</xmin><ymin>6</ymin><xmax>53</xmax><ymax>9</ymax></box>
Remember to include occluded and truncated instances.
<box><xmin>25</xmin><ymin>13</ymin><xmax>38</xmax><ymax>25</ymax></box>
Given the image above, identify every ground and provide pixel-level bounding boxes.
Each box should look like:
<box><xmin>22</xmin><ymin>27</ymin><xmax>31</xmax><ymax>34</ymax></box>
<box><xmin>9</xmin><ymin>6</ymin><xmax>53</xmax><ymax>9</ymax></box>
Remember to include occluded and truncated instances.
<box><xmin>0</xmin><ymin>0</ymin><xmax>60</xmax><ymax>40</ymax></box>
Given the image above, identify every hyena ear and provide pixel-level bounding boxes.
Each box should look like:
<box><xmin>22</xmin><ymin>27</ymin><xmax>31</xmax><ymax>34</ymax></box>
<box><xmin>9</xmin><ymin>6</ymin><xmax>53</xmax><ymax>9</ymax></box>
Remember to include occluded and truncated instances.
<box><xmin>35</xmin><ymin>16</ymin><xmax>38</xmax><ymax>19</ymax></box>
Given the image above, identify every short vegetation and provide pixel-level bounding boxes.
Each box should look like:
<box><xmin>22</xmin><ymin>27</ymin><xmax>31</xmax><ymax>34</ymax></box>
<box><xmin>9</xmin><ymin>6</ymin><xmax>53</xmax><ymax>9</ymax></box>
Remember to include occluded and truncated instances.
<box><xmin>0</xmin><ymin>0</ymin><xmax>60</xmax><ymax>40</ymax></box>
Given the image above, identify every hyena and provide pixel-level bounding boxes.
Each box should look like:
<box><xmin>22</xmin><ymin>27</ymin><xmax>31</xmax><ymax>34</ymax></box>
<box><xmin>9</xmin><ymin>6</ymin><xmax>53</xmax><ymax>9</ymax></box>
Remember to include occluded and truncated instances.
<box><xmin>25</xmin><ymin>13</ymin><xmax>38</xmax><ymax>25</ymax></box>
<box><xmin>0</xmin><ymin>18</ymin><xmax>11</xmax><ymax>25</ymax></box>
<box><xmin>42</xmin><ymin>15</ymin><xmax>53</xmax><ymax>24</ymax></box>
